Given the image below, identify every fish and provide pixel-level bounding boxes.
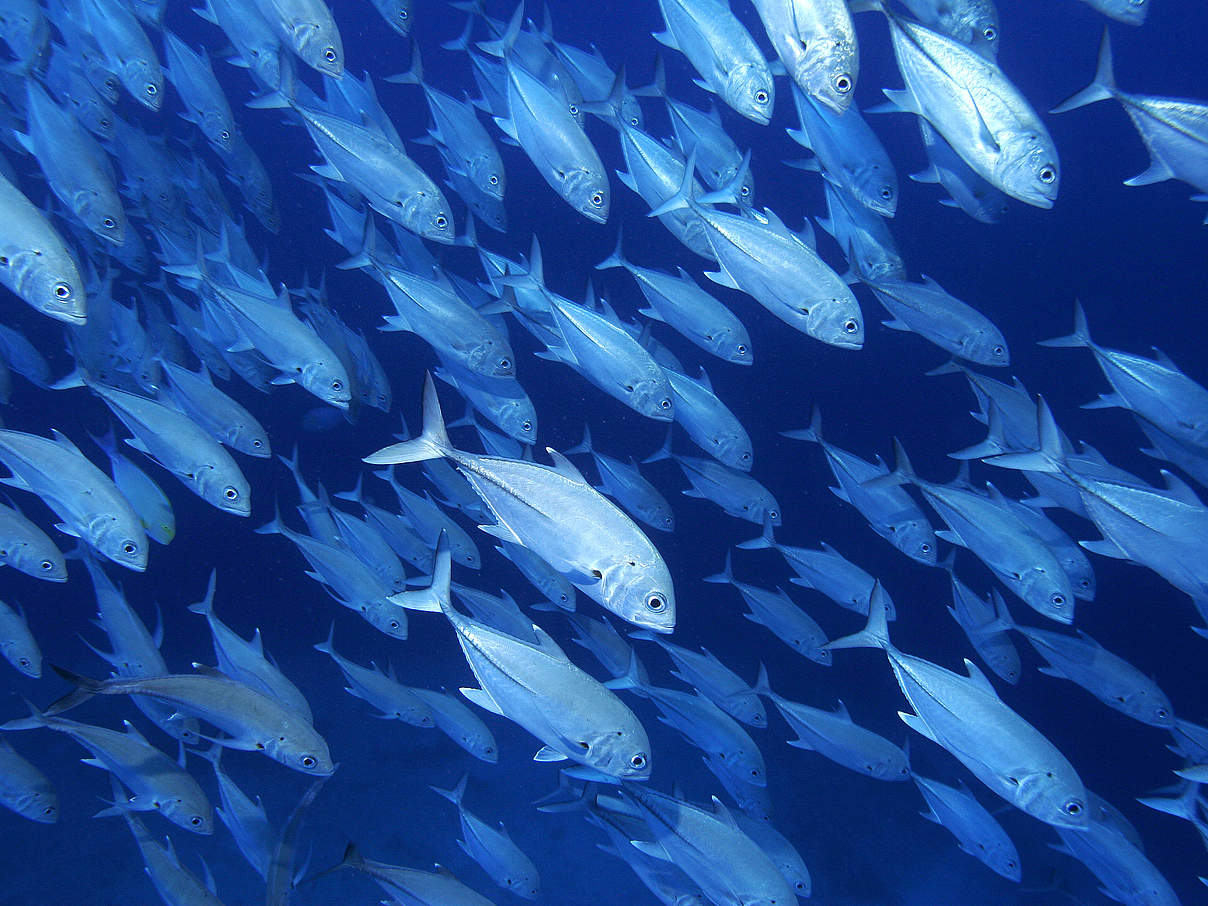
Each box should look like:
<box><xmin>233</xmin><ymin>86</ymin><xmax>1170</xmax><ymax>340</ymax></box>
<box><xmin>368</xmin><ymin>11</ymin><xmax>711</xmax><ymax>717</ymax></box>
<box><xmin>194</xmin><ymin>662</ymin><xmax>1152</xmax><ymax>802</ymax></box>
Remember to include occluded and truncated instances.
<box><xmin>367</xmin><ymin>375</ymin><xmax>676</xmax><ymax>632</ymax></box>
<box><xmin>0</xmin><ymin>736</ymin><xmax>57</xmax><ymax>824</ymax></box>
<box><xmin>0</xmin><ymin>599</ymin><xmax>40</xmax><ymax>677</ymax></box>
<box><xmin>0</xmin><ymin>170</ymin><xmax>87</xmax><ymax>324</ymax></box>
<box><xmin>430</xmin><ymin>774</ymin><xmax>541</xmax><ymax>899</ymax></box>
<box><xmin>0</xmin><ymin>501</ymin><xmax>68</xmax><ymax>581</ymax></box>
<box><xmin>392</xmin><ymin>535</ymin><xmax>652</xmax><ymax>782</ymax></box>
<box><xmin>48</xmin><ymin>665</ymin><xmax>335</xmax><ymax>776</ymax></box>
<box><xmin>0</xmin><ymin>428</ymin><xmax>147</xmax><ymax>571</ymax></box>
<box><xmin>251</xmin><ymin>0</ymin><xmax>344</xmax><ymax>78</ymax></box>
<box><xmin>828</xmin><ymin>584</ymin><xmax>1090</xmax><ymax>829</ymax></box>
<box><xmin>751</xmin><ymin>0</ymin><xmax>858</xmax><ymax>114</ymax></box>
<box><xmin>913</xmin><ymin>773</ymin><xmax>1021</xmax><ymax>880</ymax></box>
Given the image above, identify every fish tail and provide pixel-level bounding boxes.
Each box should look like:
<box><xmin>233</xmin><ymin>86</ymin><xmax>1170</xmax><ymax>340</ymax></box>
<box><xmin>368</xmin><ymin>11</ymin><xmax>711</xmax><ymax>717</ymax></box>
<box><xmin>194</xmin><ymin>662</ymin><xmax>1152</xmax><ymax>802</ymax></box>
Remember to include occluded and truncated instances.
<box><xmin>364</xmin><ymin>373</ymin><xmax>451</xmax><ymax>465</ymax></box>
<box><xmin>340</xmin><ymin>842</ymin><xmax>365</xmax><ymax>870</ymax></box>
<box><xmin>826</xmin><ymin>582</ymin><xmax>892</xmax><ymax>652</ymax></box>
<box><xmin>603</xmin><ymin>652</ymin><xmax>649</xmax><ymax>698</ymax></box>
<box><xmin>735</xmin><ymin>514</ymin><xmax>776</xmax><ymax>550</ymax></box>
<box><xmin>45</xmin><ymin>665</ymin><xmax>105</xmax><ymax>714</ymax></box>
<box><xmin>430</xmin><ymin>772</ymin><xmax>468</xmax><ymax>806</ymax></box>
<box><xmin>751</xmin><ymin>663</ymin><xmax>774</xmax><ymax>699</ymax></box>
<box><xmin>632</xmin><ymin>51</ymin><xmax>666</xmax><ymax>99</ymax></box>
<box><xmin>641</xmin><ymin>427</ymin><xmax>673</xmax><ymax>464</ymax></box>
<box><xmin>186</xmin><ymin>570</ymin><xmax>218</xmax><ymax>617</ymax></box>
<box><xmin>781</xmin><ymin>405</ymin><xmax>822</xmax><ymax>444</ymax></box>
<box><xmin>563</xmin><ymin>424</ymin><xmax>593</xmax><ymax>456</ymax></box>
<box><xmin>0</xmin><ymin>698</ymin><xmax>49</xmax><ymax>731</ymax></box>
<box><xmin>1050</xmin><ymin>29</ymin><xmax>1116</xmax><ymax>114</ymax></box>
<box><xmin>648</xmin><ymin>146</ymin><xmax>699</xmax><ymax>218</ymax></box>
<box><xmin>862</xmin><ymin>438</ymin><xmax>915</xmax><ymax>490</ymax></box>
<box><xmin>313</xmin><ymin>621</ymin><xmax>337</xmax><ymax>656</ymax></box>
<box><xmin>384</xmin><ymin>39</ymin><xmax>423</xmax><ymax>86</ymax></box>
<box><xmin>594</xmin><ymin>226</ymin><xmax>628</xmax><ymax>272</ymax></box>
<box><xmin>475</xmin><ymin>4</ymin><xmax>521</xmax><ymax>58</ymax></box>
<box><xmin>701</xmin><ymin>549</ymin><xmax>734</xmax><ymax>585</ymax></box>
<box><xmin>388</xmin><ymin>532</ymin><xmax>451</xmax><ymax>614</ymax></box>
<box><xmin>985</xmin><ymin>397</ymin><xmax>1066</xmax><ymax>474</ymax></box>
<box><xmin>1038</xmin><ymin>300</ymin><xmax>1093</xmax><ymax>349</ymax></box>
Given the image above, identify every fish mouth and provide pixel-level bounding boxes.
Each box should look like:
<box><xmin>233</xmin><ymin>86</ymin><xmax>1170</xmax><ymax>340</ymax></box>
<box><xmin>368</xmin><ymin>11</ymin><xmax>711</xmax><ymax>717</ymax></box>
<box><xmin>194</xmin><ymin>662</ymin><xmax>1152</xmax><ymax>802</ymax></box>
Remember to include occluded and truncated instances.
<box><xmin>580</xmin><ymin>206</ymin><xmax>609</xmax><ymax>225</ymax></box>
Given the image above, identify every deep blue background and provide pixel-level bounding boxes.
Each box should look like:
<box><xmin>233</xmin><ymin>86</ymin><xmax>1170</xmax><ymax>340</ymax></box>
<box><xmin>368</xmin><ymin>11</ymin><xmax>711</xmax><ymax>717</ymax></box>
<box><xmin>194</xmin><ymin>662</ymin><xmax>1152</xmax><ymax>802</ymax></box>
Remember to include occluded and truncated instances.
<box><xmin>1</xmin><ymin>0</ymin><xmax>1206</xmax><ymax>903</ymax></box>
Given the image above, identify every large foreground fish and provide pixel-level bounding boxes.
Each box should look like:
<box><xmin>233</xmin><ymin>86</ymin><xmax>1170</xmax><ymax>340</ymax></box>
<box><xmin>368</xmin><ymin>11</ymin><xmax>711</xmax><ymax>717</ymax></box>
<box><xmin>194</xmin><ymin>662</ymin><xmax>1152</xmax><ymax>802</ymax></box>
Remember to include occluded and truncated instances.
<box><xmin>366</xmin><ymin>374</ymin><xmax>676</xmax><ymax>633</ymax></box>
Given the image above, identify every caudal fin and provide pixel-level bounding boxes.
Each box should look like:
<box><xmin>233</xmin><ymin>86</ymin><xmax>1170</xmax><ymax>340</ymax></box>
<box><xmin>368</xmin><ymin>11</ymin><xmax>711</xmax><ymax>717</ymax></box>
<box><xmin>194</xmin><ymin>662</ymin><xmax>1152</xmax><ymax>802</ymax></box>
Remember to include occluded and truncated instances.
<box><xmin>364</xmin><ymin>373</ymin><xmax>451</xmax><ymax>465</ymax></box>
<box><xmin>45</xmin><ymin>666</ymin><xmax>105</xmax><ymax>715</ymax></box>
<box><xmin>826</xmin><ymin>582</ymin><xmax>892</xmax><ymax>652</ymax></box>
<box><xmin>387</xmin><ymin>532</ymin><xmax>451</xmax><ymax>613</ymax></box>
<box><xmin>430</xmin><ymin>772</ymin><xmax>468</xmax><ymax>807</ymax></box>
<box><xmin>1050</xmin><ymin>29</ymin><xmax>1116</xmax><ymax>114</ymax></box>
<box><xmin>1038</xmin><ymin>300</ymin><xmax>1093</xmax><ymax>349</ymax></box>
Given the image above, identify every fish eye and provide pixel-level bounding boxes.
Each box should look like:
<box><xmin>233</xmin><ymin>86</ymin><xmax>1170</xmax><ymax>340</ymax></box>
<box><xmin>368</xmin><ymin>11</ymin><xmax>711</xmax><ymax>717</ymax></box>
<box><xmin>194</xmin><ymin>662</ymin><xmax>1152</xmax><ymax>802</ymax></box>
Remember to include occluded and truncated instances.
<box><xmin>1051</xmin><ymin>594</ymin><xmax>1066</xmax><ymax>607</ymax></box>
<box><xmin>590</xmin><ymin>192</ymin><xmax>604</xmax><ymax>207</ymax></box>
<box><xmin>223</xmin><ymin>487</ymin><xmax>240</xmax><ymax>500</ymax></box>
<box><xmin>252</xmin><ymin>439</ymin><xmax>263</xmax><ymax>448</ymax></box>
<box><xmin>834</xmin><ymin>74</ymin><xmax>852</xmax><ymax>93</ymax></box>
<box><xmin>659</xmin><ymin>397</ymin><xmax>672</xmax><ymax>410</ymax></box>
<box><xmin>190</xmin><ymin>816</ymin><xmax>202</xmax><ymax>827</ymax></box>
<box><xmin>100</xmin><ymin>119</ymin><xmax>111</xmax><ymax>128</ymax></box>
<box><xmin>629</xmin><ymin>116</ymin><xmax>639</xmax><ymax>126</ymax></box>
<box><xmin>331</xmin><ymin>379</ymin><xmax>344</xmax><ymax>391</ymax></box>
<box><xmin>122</xmin><ymin>540</ymin><xmax>138</xmax><ymax>555</ymax></box>
<box><xmin>1156</xmin><ymin>707</ymin><xmax>1169</xmax><ymax>719</ymax></box>
<box><xmin>741</xmin><ymin>452</ymin><xmax>751</xmax><ymax>461</ymax></box>
<box><xmin>750</xmin><ymin>768</ymin><xmax>761</xmax><ymax>778</ymax></box>
<box><xmin>521</xmin><ymin>420</ymin><xmax>532</xmax><ymax>432</ymax></box>
<box><xmin>1079</xmin><ymin>578</ymin><xmax>1090</xmax><ymax>588</ymax></box>
<box><xmin>435</xmin><ymin>215</ymin><xmax>448</xmax><ymax>228</ymax></box>
<box><xmin>993</xmin><ymin>344</ymin><xmax>1004</xmax><ymax>356</ymax></box>
<box><xmin>488</xmin><ymin>175</ymin><xmax>498</xmax><ymax>186</ymax></box>
<box><xmin>736</xmin><ymin>344</ymin><xmax>747</xmax><ymax>355</ymax></box>
<box><xmin>323</xmin><ymin>47</ymin><xmax>337</xmax><ymax>63</ymax></box>
<box><xmin>390</xmin><ymin>620</ymin><xmax>400</xmax><ymax>630</ymax></box>
<box><xmin>843</xmin><ymin>319</ymin><xmax>858</xmax><ymax>333</ymax></box>
<box><xmin>768</xmin><ymin>510</ymin><xmax>778</xmax><ymax>520</ymax></box>
<box><xmin>630</xmin><ymin>753</ymin><xmax>647</xmax><ymax>769</ymax></box>
<box><xmin>18</xmin><ymin>657</ymin><xmax>30</xmax><ymax>668</ymax></box>
<box><xmin>984</xmin><ymin>26</ymin><xmax>998</xmax><ymax>40</ymax></box>
<box><xmin>645</xmin><ymin>593</ymin><xmax>667</xmax><ymax>613</ymax></box>
<box><xmin>500</xmin><ymin>357</ymin><xmax>511</xmax><ymax>370</ymax></box>
<box><xmin>663</xmin><ymin>515</ymin><xmax>673</xmax><ymax>525</ymax></box>
<box><xmin>1006</xmin><ymin>860</ymin><xmax>1017</xmax><ymax>870</ymax></box>
<box><xmin>1062</xmin><ymin>798</ymin><xmax>1083</xmax><ymax>816</ymax></box>
<box><xmin>103</xmin><ymin>218</ymin><xmax>116</xmax><ymax>229</ymax></box>
<box><xmin>40</xmin><ymin>559</ymin><xmax>54</xmax><ymax>570</ymax></box>
<box><xmin>43</xmin><ymin>806</ymin><xmax>55</xmax><ymax>816</ymax></box>
<box><xmin>301</xmin><ymin>755</ymin><xmax>317</xmax><ymax>768</ymax></box>
<box><xmin>1039</xmin><ymin>167</ymin><xmax>1056</xmax><ymax>184</ymax></box>
<box><xmin>920</xmin><ymin>543</ymin><xmax>932</xmax><ymax>553</ymax></box>
<box><xmin>219</xmin><ymin>130</ymin><xmax>230</xmax><ymax>141</ymax></box>
<box><xmin>569</xmin><ymin>104</ymin><xmax>578</xmax><ymax>116</ymax></box>
<box><xmin>399</xmin><ymin>8</ymin><xmax>408</xmax><ymax>18</ymax></box>
<box><xmin>755</xmin><ymin>89</ymin><xmax>768</xmax><ymax>104</ymax></box>
<box><xmin>740</xmin><ymin>184</ymin><xmax>751</xmax><ymax>197</ymax></box>
<box><xmin>880</xmin><ymin>187</ymin><xmax>893</xmax><ymax>199</ymax></box>
<box><xmin>145</xmin><ymin>83</ymin><xmax>157</xmax><ymax>96</ymax></box>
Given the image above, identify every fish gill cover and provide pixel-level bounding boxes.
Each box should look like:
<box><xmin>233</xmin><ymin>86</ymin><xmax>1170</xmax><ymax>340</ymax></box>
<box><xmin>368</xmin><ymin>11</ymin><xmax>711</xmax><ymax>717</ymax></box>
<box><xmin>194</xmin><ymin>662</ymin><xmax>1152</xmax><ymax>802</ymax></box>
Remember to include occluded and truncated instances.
<box><xmin>0</xmin><ymin>0</ymin><xmax>1204</xmax><ymax>904</ymax></box>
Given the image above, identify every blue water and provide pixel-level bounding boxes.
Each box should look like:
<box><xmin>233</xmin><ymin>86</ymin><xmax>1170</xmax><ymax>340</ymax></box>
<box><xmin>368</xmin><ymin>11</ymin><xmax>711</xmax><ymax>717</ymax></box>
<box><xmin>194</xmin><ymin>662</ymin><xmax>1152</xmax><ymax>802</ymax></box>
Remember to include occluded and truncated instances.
<box><xmin>2</xmin><ymin>0</ymin><xmax>1207</xmax><ymax>904</ymax></box>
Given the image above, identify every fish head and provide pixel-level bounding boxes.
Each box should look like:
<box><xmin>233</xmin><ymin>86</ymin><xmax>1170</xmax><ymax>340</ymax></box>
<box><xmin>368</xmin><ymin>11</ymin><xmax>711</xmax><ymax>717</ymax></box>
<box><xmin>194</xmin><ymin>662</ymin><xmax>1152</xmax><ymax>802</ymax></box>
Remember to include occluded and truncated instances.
<box><xmin>15</xmin><ymin>541</ymin><xmax>68</xmax><ymax>583</ymax></box>
<box><xmin>868</xmin><ymin>751</ymin><xmax>911</xmax><ymax>781</ymax></box>
<box><xmin>1019</xmin><ymin>567</ymin><xmax>1074</xmax><ymax>624</ymax></box>
<box><xmin>751</xmin><ymin>495</ymin><xmax>781</xmax><ymax>528</ymax></box>
<box><xmin>200</xmin><ymin>112</ymin><xmax>236</xmax><ymax>154</ymax></box>
<box><xmin>299</xmin><ymin>360</ymin><xmax>353</xmax><ymax>409</ymax></box>
<box><xmin>194</xmin><ymin>465</ymin><xmax>251</xmax><ymax>517</ymax></box>
<box><xmin>1129</xmin><ymin>690</ymin><xmax>1174</xmax><ymax>728</ymax></box>
<box><xmin>618</xmin><ymin>94</ymin><xmax>644</xmax><ymax>131</ymax></box>
<box><xmin>1110</xmin><ymin>0</ymin><xmax>1149</xmax><ymax>25</ymax></box>
<box><xmin>710</xmin><ymin>327</ymin><xmax>752</xmax><ymax>366</ymax></box>
<box><xmin>794</xmin><ymin>45</ymin><xmax>857</xmax><ymax>116</ymax></box>
<box><xmin>466</xmin><ymin>731</ymin><xmax>498</xmax><ymax>763</ymax></box>
<box><xmin>1069</xmin><ymin>566</ymin><xmax>1095</xmax><ymax>600</ymax></box>
<box><xmin>965</xmin><ymin>16</ymin><xmax>1001</xmax><ymax>59</ymax></box>
<box><xmin>378</xmin><ymin>0</ymin><xmax>412</xmax><ymax>36</ymax></box>
<box><xmin>628</xmin><ymin>377</ymin><xmax>675</xmax><ymax>422</ymax></box>
<box><xmin>608</xmin><ymin>565</ymin><xmax>676</xmax><ymax>634</ymax></box>
<box><xmin>96</xmin><ymin>522</ymin><xmax>148</xmax><ymax>572</ymax></box>
<box><xmin>467</xmin><ymin>157</ymin><xmax>506</xmax><ymax>201</ymax></box>
<box><xmin>462</xmin><ymin>336</ymin><xmax>514</xmax><ymax>379</ymax></box>
<box><xmin>18</xmin><ymin>255</ymin><xmax>87</xmax><ymax>326</ymax></box>
<box><xmin>240</xmin><ymin>427</ymin><xmax>272</xmax><ymax>459</ymax></box>
<box><xmin>641</xmin><ymin>500</ymin><xmax>675</xmax><ymax>533</ymax></box>
<box><xmin>6</xmin><ymin>641</ymin><xmax>42</xmax><ymax>678</ymax></box>
<box><xmin>266</xmin><ymin>727</ymin><xmax>335</xmax><ymax>776</ymax></box>
<box><xmin>294</xmin><ymin>21</ymin><xmax>344</xmax><ymax>78</ymax></box>
<box><xmin>563</xmin><ymin>168</ymin><xmax>610</xmax><ymax>224</ymax></box>
<box><xmin>961</xmin><ymin>330</ymin><xmax>1010</xmax><ymax>368</ymax></box>
<box><xmin>1013</xmin><ymin>769</ymin><xmax>1088</xmax><ymax>828</ymax></box>
<box><xmin>126</xmin><ymin>62</ymin><xmax>162</xmax><ymax>111</ymax></box>
<box><xmin>363</xmin><ymin>601</ymin><xmax>408</xmax><ymax>640</ymax></box>
<box><xmin>805</xmin><ymin>297</ymin><xmax>864</xmax><ymax>349</ymax></box>
<box><xmin>14</xmin><ymin>788</ymin><xmax>58</xmax><ymax>824</ymax></box>
<box><xmin>248</xmin><ymin>44</ymin><xmax>284</xmax><ymax>92</ymax></box>
<box><xmin>161</xmin><ymin>797</ymin><xmax>214</xmax><ymax>835</ymax></box>
<box><xmin>890</xmin><ymin>519</ymin><xmax>937</xmax><ymax>565</ymax></box>
<box><xmin>496</xmin><ymin>398</ymin><xmax>537</xmax><ymax>444</ymax></box>
<box><xmin>715</xmin><ymin>435</ymin><xmax>754</xmax><ymax>473</ymax></box>
<box><xmin>583</xmin><ymin>725</ymin><xmax>652</xmax><ymax>781</ymax></box>
<box><xmin>726</xmin><ymin>64</ymin><xmax>774</xmax><ymax>126</ymax></box>
<box><xmin>78</xmin><ymin>190</ymin><xmax>126</xmax><ymax>247</ymax></box>
<box><xmin>998</xmin><ymin>141</ymin><xmax>1059</xmax><ymax>209</ymax></box>
<box><xmin>415</xmin><ymin>197</ymin><xmax>455</xmax><ymax>244</ymax></box>
<box><xmin>854</xmin><ymin>166</ymin><xmax>899</xmax><ymax>217</ymax></box>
